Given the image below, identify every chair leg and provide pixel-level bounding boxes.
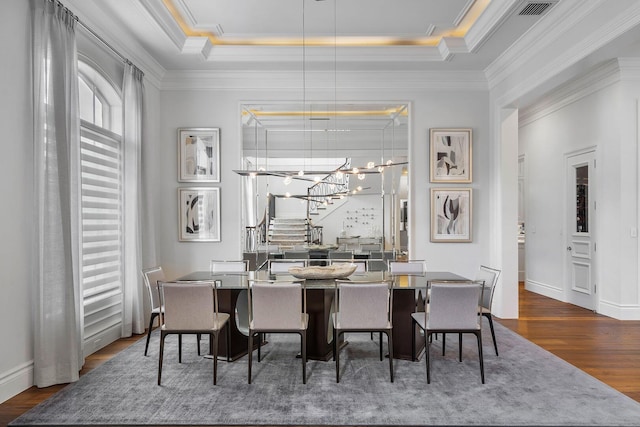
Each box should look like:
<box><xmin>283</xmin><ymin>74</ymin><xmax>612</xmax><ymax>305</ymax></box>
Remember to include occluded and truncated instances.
<box><xmin>379</xmin><ymin>331</ymin><xmax>383</xmax><ymax>361</ymax></box>
<box><xmin>426</xmin><ymin>332</ymin><xmax>431</xmax><ymax>384</ymax></box>
<box><xmin>335</xmin><ymin>329</ymin><xmax>340</xmax><ymax>383</ymax></box>
<box><xmin>257</xmin><ymin>333</ymin><xmax>261</xmax><ymax>362</ymax></box>
<box><xmin>485</xmin><ymin>313</ymin><xmax>499</xmax><ymax>356</ymax></box>
<box><xmin>476</xmin><ymin>331</ymin><xmax>485</xmax><ymax>384</ymax></box>
<box><xmin>178</xmin><ymin>334</ymin><xmax>182</xmax><ymax>363</ymax></box>
<box><xmin>158</xmin><ymin>331</ymin><xmax>166</xmax><ymax>385</ymax></box>
<box><xmin>459</xmin><ymin>333</ymin><xmax>463</xmax><ymax>362</ymax></box>
<box><xmin>212</xmin><ymin>332</ymin><xmax>219</xmax><ymax>385</ymax></box>
<box><xmin>248</xmin><ymin>331</ymin><xmax>253</xmax><ymax>384</ymax></box>
<box><xmin>197</xmin><ymin>333</ymin><xmax>201</xmax><ymax>356</ymax></box>
<box><xmin>301</xmin><ymin>331</ymin><xmax>307</xmax><ymax>384</ymax></box>
<box><xmin>145</xmin><ymin>313</ymin><xmax>158</xmax><ymax>356</ymax></box>
<box><xmin>387</xmin><ymin>331</ymin><xmax>394</xmax><ymax>383</ymax></box>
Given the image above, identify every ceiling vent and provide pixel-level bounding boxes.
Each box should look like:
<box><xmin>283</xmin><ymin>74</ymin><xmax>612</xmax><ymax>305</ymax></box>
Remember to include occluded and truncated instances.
<box><xmin>518</xmin><ymin>2</ymin><xmax>557</xmax><ymax>16</ymax></box>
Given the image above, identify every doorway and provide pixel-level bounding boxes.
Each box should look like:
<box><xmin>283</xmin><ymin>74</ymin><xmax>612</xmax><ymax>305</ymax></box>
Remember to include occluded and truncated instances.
<box><xmin>565</xmin><ymin>149</ymin><xmax>596</xmax><ymax>310</ymax></box>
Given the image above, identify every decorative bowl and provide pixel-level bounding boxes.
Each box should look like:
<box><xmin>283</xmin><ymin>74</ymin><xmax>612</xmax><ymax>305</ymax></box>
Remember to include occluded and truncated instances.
<box><xmin>288</xmin><ymin>264</ymin><xmax>357</xmax><ymax>280</ymax></box>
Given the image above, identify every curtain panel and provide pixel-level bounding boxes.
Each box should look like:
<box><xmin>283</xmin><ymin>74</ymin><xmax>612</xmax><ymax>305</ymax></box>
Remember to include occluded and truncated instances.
<box><xmin>31</xmin><ymin>0</ymin><xmax>83</xmax><ymax>387</ymax></box>
<box><xmin>121</xmin><ymin>62</ymin><xmax>145</xmax><ymax>337</ymax></box>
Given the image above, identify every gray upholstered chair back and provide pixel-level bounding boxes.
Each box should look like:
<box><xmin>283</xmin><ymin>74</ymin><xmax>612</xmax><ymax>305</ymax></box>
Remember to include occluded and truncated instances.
<box><xmin>388</xmin><ymin>260</ymin><xmax>426</xmax><ymax>275</ymax></box>
<box><xmin>427</xmin><ymin>282</ymin><xmax>482</xmax><ymax>330</ymax></box>
<box><xmin>283</xmin><ymin>250</ymin><xmax>310</xmax><ymax>259</ymax></box>
<box><xmin>335</xmin><ymin>281</ymin><xmax>391</xmax><ymax>329</ymax></box>
<box><xmin>142</xmin><ymin>266</ymin><xmax>165</xmax><ymax>311</ymax></box>
<box><xmin>210</xmin><ymin>260</ymin><xmax>249</xmax><ymax>273</ymax></box>
<box><xmin>159</xmin><ymin>281</ymin><xmax>217</xmax><ymax>330</ymax></box>
<box><xmin>328</xmin><ymin>250</ymin><xmax>353</xmax><ymax>260</ymax></box>
<box><xmin>268</xmin><ymin>259</ymin><xmax>307</xmax><ymax>274</ymax></box>
<box><xmin>250</xmin><ymin>281</ymin><xmax>305</xmax><ymax>330</ymax></box>
<box><xmin>475</xmin><ymin>265</ymin><xmax>501</xmax><ymax>310</ymax></box>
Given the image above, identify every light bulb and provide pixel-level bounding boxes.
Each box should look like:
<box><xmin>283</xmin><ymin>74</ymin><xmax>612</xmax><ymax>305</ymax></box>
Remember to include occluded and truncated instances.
<box><xmin>357</xmin><ymin>186</ymin><xmax>363</xmax><ymax>191</ymax></box>
<box><xmin>352</xmin><ymin>189</ymin><xmax>357</xmax><ymax>194</ymax></box>
<box><xmin>283</xmin><ymin>176</ymin><xmax>292</xmax><ymax>185</ymax></box>
<box><xmin>386</xmin><ymin>159</ymin><xmax>393</xmax><ymax>166</ymax></box>
<box><xmin>314</xmin><ymin>176</ymin><xmax>321</xmax><ymax>182</ymax></box>
<box><xmin>285</xmin><ymin>192</ymin><xmax>291</xmax><ymax>198</ymax></box>
<box><xmin>249</xmin><ymin>172</ymin><xmax>257</xmax><ymax>178</ymax></box>
<box><xmin>358</xmin><ymin>173</ymin><xmax>365</xmax><ymax>180</ymax></box>
<box><xmin>258</xmin><ymin>167</ymin><xmax>265</xmax><ymax>172</ymax></box>
<box><xmin>367</xmin><ymin>161</ymin><xmax>375</xmax><ymax>169</ymax></box>
<box><xmin>336</xmin><ymin>170</ymin><xmax>344</xmax><ymax>178</ymax></box>
<box><xmin>298</xmin><ymin>170</ymin><xmax>304</xmax><ymax>176</ymax></box>
<box><xmin>352</xmin><ymin>167</ymin><xmax>359</xmax><ymax>174</ymax></box>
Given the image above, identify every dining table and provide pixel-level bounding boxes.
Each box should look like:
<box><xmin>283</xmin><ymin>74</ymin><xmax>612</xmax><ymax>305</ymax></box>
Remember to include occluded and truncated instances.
<box><xmin>177</xmin><ymin>270</ymin><xmax>469</xmax><ymax>361</ymax></box>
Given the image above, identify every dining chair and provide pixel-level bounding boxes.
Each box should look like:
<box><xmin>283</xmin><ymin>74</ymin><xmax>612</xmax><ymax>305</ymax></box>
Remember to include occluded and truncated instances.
<box><xmin>476</xmin><ymin>265</ymin><xmax>502</xmax><ymax>356</ymax></box>
<box><xmin>328</xmin><ymin>250</ymin><xmax>354</xmax><ymax>260</ymax></box>
<box><xmin>209</xmin><ymin>260</ymin><xmax>250</xmax><ymax>344</ymax></box>
<box><xmin>283</xmin><ymin>250</ymin><xmax>310</xmax><ymax>259</ymax></box>
<box><xmin>360</xmin><ymin>243</ymin><xmax>381</xmax><ymax>252</ymax></box>
<box><xmin>388</xmin><ymin>260</ymin><xmax>426</xmax><ymax>275</ymax></box>
<box><xmin>411</xmin><ymin>281</ymin><xmax>485</xmax><ymax>384</ymax></box>
<box><xmin>210</xmin><ymin>260</ymin><xmax>249</xmax><ymax>273</ymax></box>
<box><xmin>157</xmin><ymin>281</ymin><xmax>230</xmax><ymax>385</ymax></box>
<box><xmin>333</xmin><ymin>280</ymin><xmax>394</xmax><ymax>383</ymax></box>
<box><xmin>142</xmin><ymin>266</ymin><xmax>166</xmax><ymax>356</ymax></box>
<box><xmin>268</xmin><ymin>259</ymin><xmax>307</xmax><ymax>274</ymax></box>
<box><xmin>247</xmin><ymin>279</ymin><xmax>309</xmax><ymax>384</ymax></box>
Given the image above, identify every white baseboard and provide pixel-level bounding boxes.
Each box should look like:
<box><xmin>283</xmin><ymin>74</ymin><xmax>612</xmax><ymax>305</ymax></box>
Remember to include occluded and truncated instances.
<box><xmin>0</xmin><ymin>361</ymin><xmax>33</xmax><ymax>404</ymax></box>
<box><xmin>598</xmin><ymin>300</ymin><xmax>640</xmax><ymax>320</ymax></box>
<box><xmin>83</xmin><ymin>323</ymin><xmax>122</xmax><ymax>358</ymax></box>
<box><xmin>525</xmin><ymin>279</ymin><xmax>565</xmax><ymax>301</ymax></box>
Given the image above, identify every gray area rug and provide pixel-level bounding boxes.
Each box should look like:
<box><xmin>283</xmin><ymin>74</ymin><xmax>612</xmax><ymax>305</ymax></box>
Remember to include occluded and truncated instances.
<box><xmin>11</xmin><ymin>323</ymin><xmax>640</xmax><ymax>426</ymax></box>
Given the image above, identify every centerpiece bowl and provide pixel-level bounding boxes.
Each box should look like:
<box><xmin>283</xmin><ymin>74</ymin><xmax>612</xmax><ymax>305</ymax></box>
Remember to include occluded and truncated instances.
<box><xmin>288</xmin><ymin>264</ymin><xmax>357</xmax><ymax>280</ymax></box>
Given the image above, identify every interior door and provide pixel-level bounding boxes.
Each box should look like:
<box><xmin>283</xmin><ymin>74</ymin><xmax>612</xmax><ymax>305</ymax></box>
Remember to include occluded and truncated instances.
<box><xmin>565</xmin><ymin>150</ymin><xmax>596</xmax><ymax>310</ymax></box>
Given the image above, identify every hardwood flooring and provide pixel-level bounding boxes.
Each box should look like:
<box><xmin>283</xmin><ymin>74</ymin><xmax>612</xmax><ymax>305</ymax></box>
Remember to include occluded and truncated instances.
<box><xmin>1</xmin><ymin>283</ymin><xmax>639</xmax><ymax>426</ymax></box>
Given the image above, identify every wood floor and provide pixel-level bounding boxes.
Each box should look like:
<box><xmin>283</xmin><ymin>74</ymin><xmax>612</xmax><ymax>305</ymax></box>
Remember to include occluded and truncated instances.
<box><xmin>1</xmin><ymin>283</ymin><xmax>639</xmax><ymax>426</ymax></box>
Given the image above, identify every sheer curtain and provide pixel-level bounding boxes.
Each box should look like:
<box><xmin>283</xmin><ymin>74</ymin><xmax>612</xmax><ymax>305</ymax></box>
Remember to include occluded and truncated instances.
<box><xmin>121</xmin><ymin>62</ymin><xmax>145</xmax><ymax>336</ymax></box>
<box><xmin>31</xmin><ymin>0</ymin><xmax>83</xmax><ymax>387</ymax></box>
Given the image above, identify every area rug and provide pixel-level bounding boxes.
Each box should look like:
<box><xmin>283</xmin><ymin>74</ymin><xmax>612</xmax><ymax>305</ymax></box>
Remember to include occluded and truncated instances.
<box><xmin>11</xmin><ymin>323</ymin><xmax>640</xmax><ymax>426</ymax></box>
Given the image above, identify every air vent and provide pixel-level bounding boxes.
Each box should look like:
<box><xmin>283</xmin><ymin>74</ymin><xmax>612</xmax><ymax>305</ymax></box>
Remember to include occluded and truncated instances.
<box><xmin>518</xmin><ymin>2</ymin><xmax>554</xmax><ymax>16</ymax></box>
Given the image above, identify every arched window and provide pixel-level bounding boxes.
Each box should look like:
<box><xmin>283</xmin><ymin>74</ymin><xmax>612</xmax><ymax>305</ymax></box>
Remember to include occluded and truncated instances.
<box><xmin>78</xmin><ymin>60</ymin><xmax>124</xmax><ymax>355</ymax></box>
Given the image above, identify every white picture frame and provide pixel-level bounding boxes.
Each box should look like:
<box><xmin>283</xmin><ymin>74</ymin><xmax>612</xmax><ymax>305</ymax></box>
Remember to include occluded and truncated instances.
<box><xmin>178</xmin><ymin>128</ymin><xmax>220</xmax><ymax>182</ymax></box>
<box><xmin>178</xmin><ymin>187</ymin><xmax>221</xmax><ymax>242</ymax></box>
<box><xmin>430</xmin><ymin>188</ymin><xmax>472</xmax><ymax>242</ymax></box>
<box><xmin>430</xmin><ymin>128</ymin><xmax>472</xmax><ymax>183</ymax></box>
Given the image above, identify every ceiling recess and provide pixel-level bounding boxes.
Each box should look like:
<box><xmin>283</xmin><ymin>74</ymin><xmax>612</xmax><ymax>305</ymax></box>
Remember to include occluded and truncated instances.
<box><xmin>518</xmin><ymin>2</ymin><xmax>556</xmax><ymax>16</ymax></box>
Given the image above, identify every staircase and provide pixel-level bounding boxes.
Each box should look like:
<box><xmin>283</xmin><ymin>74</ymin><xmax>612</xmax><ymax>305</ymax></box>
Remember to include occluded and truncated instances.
<box><xmin>268</xmin><ymin>218</ymin><xmax>308</xmax><ymax>249</ymax></box>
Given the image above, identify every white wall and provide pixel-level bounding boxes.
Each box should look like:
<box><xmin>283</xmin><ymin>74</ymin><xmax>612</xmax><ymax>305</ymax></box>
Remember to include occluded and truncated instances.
<box><xmin>158</xmin><ymin>85</ymin><xmax>491</xmax><ymax>283</ymax></box>
<box><xmin>0</xmin><ymin>0</ymin><xmax>35</xmax><ymax>403</ymax></box>
<box><xmin>519</xmin><ymin>67</ymin><xmax>640</xmax><ymax>318</ymax></box>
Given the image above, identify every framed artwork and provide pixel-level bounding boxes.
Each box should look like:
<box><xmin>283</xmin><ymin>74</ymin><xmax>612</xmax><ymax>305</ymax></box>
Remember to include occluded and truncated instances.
<box><xmin>430</xmin><ymin>128</ymin><xmax>472</xmax><ymax>183</ymax></box>
<box><xmin>178</xmin><ymin>187</ymin><xmax>221</xmax><ymax>242</ymax></box>
<box><xmin>431</xmin><ymin>188</ymin><xmax>472</xmax><ymax>242</ymax></box>
<box><xmin>178</xmin><ymin>128</ymin><xmax>220</xmax><ymax>182</ymax></box>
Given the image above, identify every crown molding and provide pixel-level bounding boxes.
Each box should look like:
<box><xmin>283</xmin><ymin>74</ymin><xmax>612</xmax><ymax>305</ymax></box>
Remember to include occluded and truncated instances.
<box><xmin>485</xmin><ymin>0</ymin><xmax>602</xmax><ymax>90</ymax></box>
<box><xmin>66</xmin><ymin>0</ymin><xmax>167</xmax><ymax>89</ymax></box>
<box><xmin>519</xmin><ymin>58</ymin><xmax>640</xmax><ymax>126</ymax></box>
<box><xmin>161</xmin><ymin>70</ymin><xmax>488</xmax><ymax>91</ymax></box>
<box><xmin>490</xmin><ymin>0</ymin><xmax>640</xmax><ymax>107</ymax></box>
<box><xmin>464</xmin><ymin>0</ymin><xmax>520</xmax><ymax>53</ymax></box>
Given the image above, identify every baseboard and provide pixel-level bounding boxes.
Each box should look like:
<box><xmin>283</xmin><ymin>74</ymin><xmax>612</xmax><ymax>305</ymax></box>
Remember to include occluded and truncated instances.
<box><xmin>525</xmin><ymin>279</ymin><xmax>564</xmax><ymax>301</ymax></box>
<box><xmin>598</xmin><ymin>300</ymin><xmax>640</xmax><ymax>320</ymax></box>
<box><xmin>0</xmin><ymin>361</ymin><xmax>33</xmax><ymax>404</ymax></box>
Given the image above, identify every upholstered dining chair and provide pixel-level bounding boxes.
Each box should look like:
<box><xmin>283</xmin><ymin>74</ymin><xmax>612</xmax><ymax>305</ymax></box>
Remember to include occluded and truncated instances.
<box><xmin>157</xmin><ymin>281</ymin><xmax>230</xmax><ymax>385</ymax></box>
<box><xmin>142</xmin><ymin>266</ymin><xmax>166</xmax><ymax>356</ymax></box>
<box><xmin>333</xmin><ymin>280</ymin><xmax>394</xmax><ymax>383</ymax></box>
<box><xmin>388</xmin><ymin>260</ymin><xmax>427</xmax><ymax>275</ymax></box>
<box><xmin>475</xmin><ymin>265</ymin><xmax>502</xmax><ymax>356</ymax></box>
<box><xmin>247</xmin><ymin>279</ymin><xmax>309</xmax><ymax>384</ymax></box>
<box><xmin>210</xmin><ymin>260</ymin><xmax>249</xmax><ymax>273</ymax></box>
<box><xmin>268</xmin><ymin>259</ymin><xmax>307</xmax><ymax>274</ymax></box>
<box><xmin>209</xmin><ymin>260</ymin><xmax>250</xmax><ymax>345</ymax></box>
<box><xmin>411</xmin><ymin>281</ymin><xmax>485</xmax><ymax>384</ymax></box>
<box><xmin>328</xmin><ymin>250</ymin><xmax>354</xmax><ymax>260</ymax></box>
